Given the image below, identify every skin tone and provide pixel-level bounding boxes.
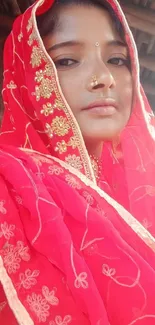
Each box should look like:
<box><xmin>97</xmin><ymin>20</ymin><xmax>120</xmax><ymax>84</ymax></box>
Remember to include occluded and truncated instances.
<box><xmin>42</xmin><ymin>4</ymin><xmax>133</xmax><ymax>158</ymax></box>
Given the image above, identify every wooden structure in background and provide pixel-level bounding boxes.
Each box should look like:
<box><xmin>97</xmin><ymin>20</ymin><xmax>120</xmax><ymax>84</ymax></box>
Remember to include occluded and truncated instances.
<box><xmin>0</xmin><ymin>0</ymin><xmax>155</xmax><ymax>118</ymax></box>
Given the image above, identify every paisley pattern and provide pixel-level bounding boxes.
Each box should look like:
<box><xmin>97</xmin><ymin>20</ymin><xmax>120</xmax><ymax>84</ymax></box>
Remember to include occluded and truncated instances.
<box><xmin>0</xmin><ymin>0</ymin><xmax>155</xmax><ymax>325</ymax></box>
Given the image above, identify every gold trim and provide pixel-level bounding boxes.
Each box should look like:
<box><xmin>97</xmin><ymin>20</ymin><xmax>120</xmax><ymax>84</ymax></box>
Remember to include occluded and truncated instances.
<box><xmin>0</xmin><ymin>256</ymin><xmax>34</xmax><ymax>325</ymax></box>
<box><xmin>30</xmin><ymin>0</ymin><xmax>96</xmax><ymax>184</ymax></box>
<box><xmin>21</xmin><ymin>148</ymin><xmax>155</xmax><ymax>254</ymax></box>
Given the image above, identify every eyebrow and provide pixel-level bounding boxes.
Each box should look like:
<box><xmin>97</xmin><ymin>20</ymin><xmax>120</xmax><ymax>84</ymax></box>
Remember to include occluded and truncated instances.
<box><xmin>47</xmin><ymin>39</ymin><xmax>127</xmax><ymax>52</ymax></box>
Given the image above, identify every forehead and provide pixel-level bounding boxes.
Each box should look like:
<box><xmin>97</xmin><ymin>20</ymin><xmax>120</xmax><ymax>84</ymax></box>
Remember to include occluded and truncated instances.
<box><xmin>51</xmin><ymin>4</ymin><xmax>122</xmax><ymax>43</ymax></box>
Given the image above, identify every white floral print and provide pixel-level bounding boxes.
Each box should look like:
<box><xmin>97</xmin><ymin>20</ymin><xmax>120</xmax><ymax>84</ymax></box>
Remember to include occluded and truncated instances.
<box><xmin>42</xmin><ymin>286</ymin><xmax>59</xmax><ymax>306</ymax></box>
<box><xmin>27</xmin><ymin>293</ymin><xmax>50</xmax><ymax>322</ymax></box>
<box><xmin>102</xmin><ymin>264</ymin><xmax>116</xmax><ymax>277</ymax></box>
<box><xmin>49</xmin><ymin>315</ymin><xmax>72</xmax><ymax>325</ymax></box>
<box><xmin>0</xmin><ymin>201</ymin><xmax>7</xmax><ymax>214</ymax></box>
<box><xmin>82</xmin><ymin>191</ymin><xmax>94</xmax><ymax>205</ymax></box>
<box><xmin>17</xmin><ymin>269</ymin><xmax>40</xmax><ymax>289</ymax></box>
<box><xmin>65</xmin><ymin>154</ymin><xmax>82</xmax><ymax>170</ymax></box>
<box><xmin>65</xmin><ymin>175</ymin><xmax>81</xmax><ymax>189</ymax></box>
<box><xmin>0</xmin><ymin>222</ymin><xmax>15</xmax><ymax>240</ymax></box>
<box><xmin>74</xmin><ymin>272</ymin><xmax>88</xmax><ymax>289</ymax></box>
<box><xmin>2</xmin><ymin>241</ymin><xmax>30</xmax><ymax>274</ymax></box>
<box><xmin>48</xmin><ymin>165</ymin><xmax>63</xmax><ymax>176</ymax></box>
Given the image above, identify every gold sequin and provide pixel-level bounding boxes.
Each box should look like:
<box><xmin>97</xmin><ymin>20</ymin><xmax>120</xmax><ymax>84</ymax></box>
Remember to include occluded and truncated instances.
<box><xmin>51</xmin><ymin>116</ymin><xmax>70</xmax><ymax>137</ymax></box>
<box><xmin>41</xmin><ymin>103</ymin><xmax>54</xmax><ymax>116</ymax></box>
<box><xmin>30</xmin><ymin>46</ymin><xmax>45</xmax><ymax>68</ymax></box>
<box><xmin>35</xmin><ymin>78</ymin><xmax>53</xmax><ymax>101</ymax></box>
<box><xmin>55</xmin><ymin>141</ymin><xmax>68</xmax><ymax>154</ymax></box>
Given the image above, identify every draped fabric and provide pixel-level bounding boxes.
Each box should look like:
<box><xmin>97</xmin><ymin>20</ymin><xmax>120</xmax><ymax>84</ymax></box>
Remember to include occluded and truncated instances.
<box><xmin>0</xmin><ymin>0</ymin><xmax>155</xmax><ymax>324</ymax></box>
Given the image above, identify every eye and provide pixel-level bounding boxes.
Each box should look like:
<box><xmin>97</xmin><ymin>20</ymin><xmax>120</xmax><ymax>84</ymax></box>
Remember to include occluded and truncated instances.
<box><xmin>54</xmin><ymin>58</ymin><xmax>78</xmax><ymax>68</ymax></box>
<box><xmin>108</xmin><ymin>57</ymin><xmax>128</xmax><ymax>66</ymax></box>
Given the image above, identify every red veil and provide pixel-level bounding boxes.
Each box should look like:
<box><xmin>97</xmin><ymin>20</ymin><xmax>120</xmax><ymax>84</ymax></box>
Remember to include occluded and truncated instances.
<box><xmin>0</xmin><ymin>0</ymin><xmax>155</xmax><ymax>324</ymax></box>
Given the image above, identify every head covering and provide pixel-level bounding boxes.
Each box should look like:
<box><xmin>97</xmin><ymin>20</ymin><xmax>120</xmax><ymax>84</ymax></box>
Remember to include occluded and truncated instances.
<box><xmin>0</xmin><ymin>0</ymin><xmax>155</xmax><ymax>324</ymax></box>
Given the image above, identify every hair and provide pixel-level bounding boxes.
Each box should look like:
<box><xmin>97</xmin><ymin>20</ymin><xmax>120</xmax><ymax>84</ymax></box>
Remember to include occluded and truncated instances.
<box><xmin>37</xmin><ymin>0</ymin><xmax>125</xmax><ymax>41</ymax></box>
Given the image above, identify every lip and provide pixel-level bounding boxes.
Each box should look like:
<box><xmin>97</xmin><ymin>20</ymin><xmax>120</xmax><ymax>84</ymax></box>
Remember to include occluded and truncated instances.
<box><xmin>83</xmin><ymin>98</ymin><xmax>117</xmax><ymax>116</ymax></box>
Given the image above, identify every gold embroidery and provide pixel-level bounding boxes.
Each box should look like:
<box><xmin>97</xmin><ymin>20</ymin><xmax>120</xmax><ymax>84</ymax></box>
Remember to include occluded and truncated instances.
<box><xmin>30</xmin><ymin>46</ymin><xmax>46</xmax><ymax>68</ymax></box>
<box><xmin>46</xmin><ymin>116</ymin><xmax>70</xmax><ymax>138</ymax></box>
<box><xmin>54</xmin><ymin>137</ymin><xmax>79</xmax><ymax>154</ymax></box>
<box><xmin>65</xmin><ymin>154</ymin><xmax>82</xmax><ymax>170</ymax></box>
<box><xmin>68</xmin><ymin>136</ymin><xmax>79</xmax><ymax>149</ymax></box>
<box><xmin>40</xmin><ymin>99</ymin><xmax>63</xmax><ymax>117</ymax></box>
<box><xmin>41</xmin><ymin>103</ymin><xmax>53</xmax><ymax>116</ymax></box>
<box><xmin>27</xmin><ymin>16</ymin><xmax>33</xmax><ymax>32</ymax></box>
<box><xmin>35</xmin><ymin>78</ymin><xmax>53</xmax><ymax>101</ymax></box>
<box><xmin>18</xmin><ymin>32</ymin><xmax>23</xmax><ymax>42</ymax></box>
<box><xmin>7</xmin><ymin>81</ymin><xmax>17</xmax><ymax>89</ymax></box>
<box><xmin>28</xmin><ymin>29</ymin><xmax>38</xmax><ymax>46</ymax></box>
<box><xmin>55</xmin><ymin>141</ymin><xmax>67</xmax><ymax>154</ymax></box>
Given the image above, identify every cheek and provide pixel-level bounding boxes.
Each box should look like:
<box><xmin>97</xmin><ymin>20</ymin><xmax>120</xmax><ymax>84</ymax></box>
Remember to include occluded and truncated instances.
<box><xmin>117</xmin><ymin>71</ymin><xmax>133</xmax><ymax>111</ymax></box>
<box><xmin>57</xmin><ymin>72</ymin><xmax>80</xmax><ymax>113</ymax></box>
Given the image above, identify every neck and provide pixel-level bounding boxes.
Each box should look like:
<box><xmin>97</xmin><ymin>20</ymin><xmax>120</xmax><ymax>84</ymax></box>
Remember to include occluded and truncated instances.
<box><xmin>85</xmin><ymin>141</ymin><xmax>103</xmax><ymax>160</ymax></box>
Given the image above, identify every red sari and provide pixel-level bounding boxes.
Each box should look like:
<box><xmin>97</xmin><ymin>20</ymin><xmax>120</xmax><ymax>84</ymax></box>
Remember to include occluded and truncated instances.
<box><xmin>0</xmin><ymin>0</ymin><xmax>155</xmax><ymax>324</ymax></box>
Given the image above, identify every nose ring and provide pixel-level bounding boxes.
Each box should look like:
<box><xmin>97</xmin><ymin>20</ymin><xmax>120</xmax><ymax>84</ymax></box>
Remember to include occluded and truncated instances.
<box><xmin>91</xmin><ymin>75</ymin><xmax>98</xmax><ymax>87</ymax></box>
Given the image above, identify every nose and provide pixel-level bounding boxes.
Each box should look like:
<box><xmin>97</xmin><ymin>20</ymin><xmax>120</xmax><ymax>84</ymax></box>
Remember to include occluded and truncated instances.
<box><xmin>87</xmin><ymin>62</ymin><xmax>116</xmax><ymax>93</ymax></box>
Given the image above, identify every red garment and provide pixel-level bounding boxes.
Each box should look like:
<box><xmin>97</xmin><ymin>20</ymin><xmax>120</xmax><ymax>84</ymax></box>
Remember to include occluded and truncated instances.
<box><xmin>0</xmin><ymin>0</ymin><xmax>155</xmax><ymax>324</ymax></box>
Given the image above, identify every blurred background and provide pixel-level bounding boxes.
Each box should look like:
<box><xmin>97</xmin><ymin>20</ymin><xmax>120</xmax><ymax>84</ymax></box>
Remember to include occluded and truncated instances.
<box><xmin>0</xmin><ymin>0</ymin><xmax>155</xmax><ymax>121</ymax></box>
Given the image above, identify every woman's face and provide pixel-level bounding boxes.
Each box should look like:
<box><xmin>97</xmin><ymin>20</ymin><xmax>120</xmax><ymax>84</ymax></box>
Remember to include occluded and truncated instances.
<box><xmin>43</xmin><ymin>4</ymin><xmax>133</xmax><ymax>146</ymax></box>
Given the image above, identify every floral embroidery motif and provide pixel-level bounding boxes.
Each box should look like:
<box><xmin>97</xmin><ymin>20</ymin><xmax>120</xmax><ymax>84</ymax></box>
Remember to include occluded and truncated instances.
<box><xmin>30</xmin><ymin>46</ymin><xmax>46</xmax><ymax>68</ymax></box>
<box><xmin>0</xmin><ymin>222</ymin><xmax>15</xmax><ymax>240</ymax></box>
<box><xmin>65</xmin><ymin>175</ymin><xmax>81</xmax><ymax>189</ymax></box>
<box><xmin>2</xmin><ymin>241</ymin><xmax>30</xmax><ymax>274</ymax></box>
<box><xmin>74</xmin><ymin>272</ymin><xmax>88</xmax><ymax>289</ymax></box>
<box><xmin>27</xmin><ymin>286</ymin><xmax>59</xmax><ymax>322</ymax></box>
<box><xmin>102</xmin><ymin>264</ymin><xmax>116</xmax><ymax>277</ymax></box>
<box><xmin>55</xmin><ymin>141</ymin><xmax>68</xmax><ymax>154</ymax></box>
<box><xmin>65</xmin><ymin>154</ymin><xmax>82</xmax><ymax>170</ymax></box>
<box><xmin>49</xmin><ymin>315</ymin><xmax>72</xmax><ymax>325</ymax></box>
<box><xmin>42</xmin><ymin>286</ymin><xmax>59</xmax><ymax>306</ymax></box>
<box><xmin>0</xmin><ymin>201</ymin><xmax>7</xmax><ymax>214</ymax></box>
<box><xmin>48</xmin><ymin>165</ymin><xmax>63</xmax><ymax>176</ymax></box>
<box><xmin>28</xmin><ymin>28</ymin><xmax>38</xmax><ymax>46</ymax></box>
<box><xmin>82</xmin><ymin>191</ymin><xmax>94</xmax><ymax>205</ymax></box>
<box><xmin>35</xmin><ymin>78</ymin><xmax>54</xmax><ymax>101</ymax></box>
<box><xmin>27</xmin><ymin>293</ymin><xmax>50</xmax><ymax>323</ymax></box>
<box><xmin>55</xmin><ymin>137</ymin><xmax>79</xmax><ymax>154</ymax></box>
<box><xmin>41</xmin><ymin>100</ymin><xmax>63</xmax><ymax>117</ymax></box>
<box><xmin>18</xmin><ymin>32</ymin><xmax>23</xmax><ymax>42</ymax></box>
<box><xmin>17</xmin><ymin>269</ymin><xmax>40</xmax><ymax>289</ymax></box>
<box><xmin>52</xmin><ymin>117</ymin><xmax>70</xmax><ymax>137</ymax></box>
<box><xmin>27</xmin><ymin>16</ymin><xmax>33</xmax><ymax>32</ymax></box>
<box><xmin>46</xmin><ymin>117</ymin><xmax>70</xmax><ymax>138</ymax></box>
<box><xmin>68</xmin><ymin>136</ymin><xmax>79</xmax><ymax>149</ymax></box>
<box><xmin>7</xmin><ymin>80</ymin><xmax>17</xmax><ymax>89</ymax></box>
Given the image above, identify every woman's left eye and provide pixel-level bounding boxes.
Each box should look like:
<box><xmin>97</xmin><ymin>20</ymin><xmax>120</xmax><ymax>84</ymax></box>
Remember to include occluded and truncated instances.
<box><xmin>108</xmin><ymin>57</ymin><xmax>127</xmax><ymax>66</ymax></box>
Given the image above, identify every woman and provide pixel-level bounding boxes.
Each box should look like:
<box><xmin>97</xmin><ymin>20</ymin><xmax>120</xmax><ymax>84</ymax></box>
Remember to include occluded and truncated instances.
<box><xmin>0</xmin><ymin>0</ymin><xmax>155</xmax><ymax>324</ymax></box>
